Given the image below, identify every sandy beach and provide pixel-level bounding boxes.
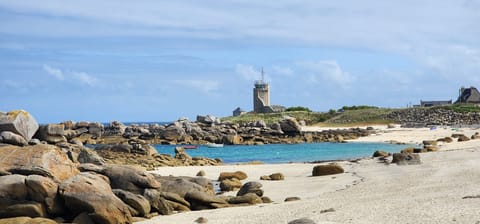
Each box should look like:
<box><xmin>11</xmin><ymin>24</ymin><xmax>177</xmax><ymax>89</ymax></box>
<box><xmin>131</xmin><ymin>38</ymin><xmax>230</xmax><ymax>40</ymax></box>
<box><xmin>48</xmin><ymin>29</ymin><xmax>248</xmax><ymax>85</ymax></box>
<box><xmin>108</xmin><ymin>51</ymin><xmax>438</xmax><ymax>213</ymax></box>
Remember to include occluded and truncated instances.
<box><xmin>138</xmin><ymin>126</ymin><xmax>480</xmax><ymax>224</ymax></box>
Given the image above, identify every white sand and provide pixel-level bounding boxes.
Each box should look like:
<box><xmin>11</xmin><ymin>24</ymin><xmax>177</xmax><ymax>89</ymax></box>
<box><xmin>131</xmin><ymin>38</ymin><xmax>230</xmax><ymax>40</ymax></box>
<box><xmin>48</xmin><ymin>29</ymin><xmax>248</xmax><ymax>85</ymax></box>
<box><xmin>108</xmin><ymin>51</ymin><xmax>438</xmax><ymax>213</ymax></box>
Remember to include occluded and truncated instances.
<box><xmin>138</xmin><ymin>126</ymin><xmax>480</xmax><ymax>224</ymax></box>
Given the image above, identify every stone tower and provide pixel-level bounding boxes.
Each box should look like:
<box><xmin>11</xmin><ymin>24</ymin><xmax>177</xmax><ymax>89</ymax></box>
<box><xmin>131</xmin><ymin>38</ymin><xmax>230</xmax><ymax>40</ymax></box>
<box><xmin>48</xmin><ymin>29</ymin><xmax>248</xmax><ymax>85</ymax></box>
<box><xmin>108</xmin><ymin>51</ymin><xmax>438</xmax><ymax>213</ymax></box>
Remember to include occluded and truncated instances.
<box><xmin>253</xmin><ymin>68</ymin><xmax>270</xmax><ymax>113</ymax></box>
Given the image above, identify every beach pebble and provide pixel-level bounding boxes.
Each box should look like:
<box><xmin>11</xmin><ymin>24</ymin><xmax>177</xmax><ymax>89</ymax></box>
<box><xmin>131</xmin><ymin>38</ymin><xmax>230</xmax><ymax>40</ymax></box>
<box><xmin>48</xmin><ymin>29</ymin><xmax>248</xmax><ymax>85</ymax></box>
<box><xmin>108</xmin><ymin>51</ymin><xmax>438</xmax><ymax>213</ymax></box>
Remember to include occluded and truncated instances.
<box><xmin>196</xmin><ymin>170</ymin><xmax>206</xmax><ymax>176</ymax></box>
<box><xmin>195</xmin><ymin>217</ymin><xmax>208</xmax><ymax>223</ymax></box>
<box><xmin>284</xmin><ymin>197</ymin><xmax>301</xmax><ymax>202</ymax></box>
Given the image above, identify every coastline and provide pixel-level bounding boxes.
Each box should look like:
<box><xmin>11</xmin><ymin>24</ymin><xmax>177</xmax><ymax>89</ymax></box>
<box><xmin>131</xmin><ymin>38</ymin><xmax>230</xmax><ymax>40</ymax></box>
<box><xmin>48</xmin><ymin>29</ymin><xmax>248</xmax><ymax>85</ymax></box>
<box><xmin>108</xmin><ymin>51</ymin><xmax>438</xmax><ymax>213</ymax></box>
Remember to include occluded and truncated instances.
<box><xmin>138</xmin><ymin>125</ymin><xmax>480</xmax><ymax>224</ymax></box>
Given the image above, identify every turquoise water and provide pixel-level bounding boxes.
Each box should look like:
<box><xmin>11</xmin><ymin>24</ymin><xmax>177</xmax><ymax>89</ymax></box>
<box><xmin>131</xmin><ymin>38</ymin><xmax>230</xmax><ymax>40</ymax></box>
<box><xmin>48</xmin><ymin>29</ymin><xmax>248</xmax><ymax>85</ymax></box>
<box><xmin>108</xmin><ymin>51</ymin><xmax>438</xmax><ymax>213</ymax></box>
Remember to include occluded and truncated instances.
<box><xmin>154</xmin><ymin>142</ymin><xmax>410</xmax><ymax>164</ymax></box>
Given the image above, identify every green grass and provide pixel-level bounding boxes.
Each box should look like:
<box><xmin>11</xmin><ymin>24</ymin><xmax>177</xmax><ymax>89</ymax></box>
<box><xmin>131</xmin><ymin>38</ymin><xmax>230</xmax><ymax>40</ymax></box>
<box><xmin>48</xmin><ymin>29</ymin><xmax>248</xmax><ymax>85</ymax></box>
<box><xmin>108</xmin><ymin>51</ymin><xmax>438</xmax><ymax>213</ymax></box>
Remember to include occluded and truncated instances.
<box><xmin>222</xmin><ymin>111</ymin><xmax>335</xmax><ymax>125</ymax></box>
<box><xmin>436</xmin><ymin>104</ymin><xmax>480</xmax><ymax>113</ymax></box>
<box><xmin>323</xmin><ymin>108</ymin><xmax>395</xmax><ymax>125</ymax></box>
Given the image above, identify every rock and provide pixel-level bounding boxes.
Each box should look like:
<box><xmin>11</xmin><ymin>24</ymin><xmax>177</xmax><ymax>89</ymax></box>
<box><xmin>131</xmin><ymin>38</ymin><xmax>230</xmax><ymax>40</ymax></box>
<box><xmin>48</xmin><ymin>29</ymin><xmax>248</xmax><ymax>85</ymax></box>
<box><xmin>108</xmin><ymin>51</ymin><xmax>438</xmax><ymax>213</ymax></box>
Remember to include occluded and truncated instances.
<box><xmin>320</xmin><ymin>208</ymin><xmax>336</xmax><ymax>213</ymax></box>
<box><xmin>25</xmin><ymin>175</ymin><xmax>64</xmax><ymax>215</ymax></box>
<box><xmin>195</xmin><ymin>217</ymin><xmax>208</xmax><ymax>223</ymax></box>
<box><xmin>88</xmin><ymin>122</ymin><xmax>104</xmax><ymax>138</ymax></box>
<box><xmin>77</xmin><ymin>147</ymin><xmax>105</xmax><ymax>165</ymax></box>
<box><xmin>312</xmin><ymin>164</ymin><xmax>344</xmax><ymax>176</ymax></box>
<box><xmin>424</xmin><ymin>145</ymin><xmax>439</xmax><ymax>152</ymax></box>
<box><xmin>160</xmin><ymin>192</ymin><xmax>190</xmax><ymax>208</ymax></box>
<box><xmin>34</xmin><ymin>124</ymin><xmax>66</xmax><ymax>144</ymax></box>
<box><xmin>143</xmin><ymin>189</ymin><xmax>173</xmax><ymax>215</ymax></box>
<box><xmin>437</xmin><ymin>137</ymin><xmax>453</xmax><ymax>143</ymax></box>
<box><xmin>284</xmin><ymin>197</ymin><xmax>301</xmax><ymax>202</ymax></box>
<box><xmin>0</xmin><ymin>217</ymin><xmax>57</xmax><ymax>224</ymax></box>
<box><xmin>261</xmin><ymin>196</ymin><xmax>272</xmax><ymax>203</ymax></box>
<box><xmin>156</xmin><ymin>176</ymin><xmax>214</xmax><ymax>197</ymax></box>
<box><xmin>222</xmin><ymin>135</ymin><xmax>242</xmax><ymax>145</ymax></box>
<box><xmin>422</xmin><ymin>140</ymin><xmax>437</xmax><ymax>146</ymax></box>
<box><xmin>174</xmin><ymin>146</ymin><xmax>192</xmax><ymax>162</ymax></box>
<box><xmin>196</xmin><ymin>170</ymin><xmax>206</xmax><ymax>177</ymax></box>
<box><xmin>458</xmin><ymin>135</ymin><xmax>470</xmax><ymax>142</ymax></box>
<box><xmin>58</xmin><ymin>172</ymin><xmax>132</xmax><ymax>224</ymax></box>
<box><xmin>0</xmin><ymin>131</ymin><xmax>28</xmax><ymax>146</ymax></box>
<box><xmin>400</xmin><ymin>147</ymin><xmax>415</xmax><ymax>154</ymax></box>
<box><xmin>0</xmin><ymin>110</ymin><xmax>39</xmax><ymax>141</ymax></box>
<box><xmin>161</xmin><ymin>126</ymin><xmax>186</xmax><ymax>141</ymax></box>
<box><xmin>260</xmin><ymin>175</ymin><xmax>271</xmax><ymax>180</ymax></box>
<box><xmin>218</xmin><ymin>171</ymin><xmax>248</xmax><ymax>181</ymax></box>
<box><xmin>373</xmin><ymin>150</ymin><xmax>389</xmax><ymax>157</ymax></box>
<box><xmin>228</xmin><ymin>193</ymin><xmax>262</xmax><ymax>205</ymax></box>
<box><xmin>72</xmin><ymin>212</ymin><xmax>95</xmax><ymax>224</ymax></box>
<box><xmin>196</xmin><ymin>115</ymin><xmax>218</xmax><ymax>124</ymax></box>
<box><xmin>392</xmin><ymin>153</ymin><xmax>421</xmax><ymax>165</ymax></box>
<box><xmin>237</xmin><ymin>181</ymin><xmax>263</xmax><ymax>197</ymax></box>
<box><xmin>0</xmin><ymin>202</ymin><xmax>46</xmax><ymax>218</ymax></box>
<box><xmin>413</xmin><ymin>148</ymin><xmax>428</xmax><ymax>153</ymax></box>
<box><xmin>96</xmin><ymin>165</ymin><xmax>161</xmax><ymax>194</ymax></box>
<box><xmin>28</xmin><ymin>139</ymin><xmax>41</xmax><ymax>145</ymax></box>
<box><xmin>184</xmin><ymin>190</ymin><xmax>229</xmax><ymax>210</ymax></box>
<box><xmin>113</xmin><ymin>189</ymin><xmax>151</xmax><ymax>217</ymax></box>
<box><xmin>0</xmin><ymin>145</ymin><xmax>79</xmax><ymax>181</ymax></box>
<box><xmin>220</xmin><ymin>178</ymin><xmax>242</xmax><ymax>191</ymax></box>
<box><xmin>268</xmin><ymin>172</ymin><xmax>284</xmax><ymax>180</ymax></box>
<box><xmin>279</xmin><ymin>116</ymin><xmax>301</xmax><ymax>134</ymax></box>
<box><xmin>288</xmin><ymin>218</ymin><xmax>316</xmax><ymax>224</ymax></box>
<box><xmin>0</xmin><ymin>174</ymin><xmax>29</xmax><ymax>217</ymax></box>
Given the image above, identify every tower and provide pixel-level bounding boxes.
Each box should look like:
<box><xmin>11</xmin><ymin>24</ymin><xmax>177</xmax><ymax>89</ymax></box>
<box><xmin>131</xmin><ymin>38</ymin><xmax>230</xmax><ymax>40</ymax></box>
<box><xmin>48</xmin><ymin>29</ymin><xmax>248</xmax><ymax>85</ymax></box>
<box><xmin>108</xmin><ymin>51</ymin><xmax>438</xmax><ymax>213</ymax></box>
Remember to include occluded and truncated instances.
<box><xmin>253</xmin><ymin>67</ymin><xmax>270</xmax><ymax>113</ymax></box>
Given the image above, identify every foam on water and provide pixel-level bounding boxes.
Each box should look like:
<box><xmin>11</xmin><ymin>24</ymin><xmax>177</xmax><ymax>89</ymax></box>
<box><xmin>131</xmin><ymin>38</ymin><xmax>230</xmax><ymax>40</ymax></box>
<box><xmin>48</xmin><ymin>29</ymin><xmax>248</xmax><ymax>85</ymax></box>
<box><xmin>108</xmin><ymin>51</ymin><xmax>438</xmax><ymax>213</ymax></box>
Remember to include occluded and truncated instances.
<box><xmin>155</xmin><ymin>142</ymin><xmax>411</xmax><ymax>164</ymax></box>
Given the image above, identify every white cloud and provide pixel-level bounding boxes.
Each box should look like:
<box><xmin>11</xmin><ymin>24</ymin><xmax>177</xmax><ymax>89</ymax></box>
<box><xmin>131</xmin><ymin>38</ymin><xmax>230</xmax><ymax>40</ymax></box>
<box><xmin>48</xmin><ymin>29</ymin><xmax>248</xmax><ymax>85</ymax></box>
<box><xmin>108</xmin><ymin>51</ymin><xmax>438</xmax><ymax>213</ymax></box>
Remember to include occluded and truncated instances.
<box><xmin>42</xmin><ymin>64</ymin><xmax>99</xmax><ymax>87</ymax></box>
<box><xmin>43</xmin><ymin>64</ymin><xmax>64</xmax><ymax>80</ymax></box>
<box><xmin>296</xmin><ymin>60</ymin><xmax>353</xmax><ymax>87</ymax></box>
<box><xmin>72</xmin><ymin>71</ymin><xmax>98</xmax><ymax>87</ymax></box>
<box><xmin>272</xmin><ymin>65</ymin><xmax>293</xmax><ymax>76</ymax></box>
<box><xmin>235</xmin><ymin>64</ymin><xmax>261</xmax><ymax>81</ymax></box>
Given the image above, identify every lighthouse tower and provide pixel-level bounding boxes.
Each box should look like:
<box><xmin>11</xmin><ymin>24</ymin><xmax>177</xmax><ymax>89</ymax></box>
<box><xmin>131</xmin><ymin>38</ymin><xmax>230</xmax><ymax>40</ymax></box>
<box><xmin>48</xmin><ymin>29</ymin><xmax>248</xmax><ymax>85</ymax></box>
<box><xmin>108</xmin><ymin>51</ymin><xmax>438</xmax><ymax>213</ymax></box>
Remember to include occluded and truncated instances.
<box><xmin>253</xmin><ymin>68</ymin><xmax>270</xmax><ymax>113</ymax></box>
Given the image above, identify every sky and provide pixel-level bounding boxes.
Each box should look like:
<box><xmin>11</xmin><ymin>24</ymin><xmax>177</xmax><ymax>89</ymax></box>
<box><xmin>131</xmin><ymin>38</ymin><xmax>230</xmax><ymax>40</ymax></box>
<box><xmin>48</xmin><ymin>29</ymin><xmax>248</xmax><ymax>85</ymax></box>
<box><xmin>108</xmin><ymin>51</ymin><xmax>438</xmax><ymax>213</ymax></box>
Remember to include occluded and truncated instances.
<box><xmin>1</xmin><ymin>0</ymin><xmax>480</xmax><ymax>123</ymax></box>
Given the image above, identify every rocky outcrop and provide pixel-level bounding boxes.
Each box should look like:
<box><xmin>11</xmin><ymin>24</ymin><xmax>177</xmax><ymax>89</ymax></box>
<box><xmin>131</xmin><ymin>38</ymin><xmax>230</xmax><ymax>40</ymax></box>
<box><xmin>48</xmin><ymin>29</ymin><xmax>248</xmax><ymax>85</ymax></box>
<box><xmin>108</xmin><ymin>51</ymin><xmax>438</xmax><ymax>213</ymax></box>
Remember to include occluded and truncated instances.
<box><xmin>279</xmin><ymin>116</ymin><xmax>302</xmax><ymax>134</ymax></box>
<box><xmin>0</xmin><ymin>110</ymin><xmax>38</xmax><ymax>141</ymax></box>
<box><xmin>0</xmin><ymin>144</ymin><xmax>79</xmax><ymax>181</ymax></box>
<box><xmin>58</xmin><ymin>172</ymin><xmax>132</xmax><ymax>224</ymax></box>
<box><xmin>35</xmin><ymin>124</ymin><xmax>66</xmax><ymax>144</ymax></box>
<box><xmin>387</xmin><ymin>107</ymin><xmax>480</xmax><ymax>127</ymax></box>
<box><xmin>312</xmin><ymin>164</ymin><xmax>344</xmax><ymax>176</ymax></box>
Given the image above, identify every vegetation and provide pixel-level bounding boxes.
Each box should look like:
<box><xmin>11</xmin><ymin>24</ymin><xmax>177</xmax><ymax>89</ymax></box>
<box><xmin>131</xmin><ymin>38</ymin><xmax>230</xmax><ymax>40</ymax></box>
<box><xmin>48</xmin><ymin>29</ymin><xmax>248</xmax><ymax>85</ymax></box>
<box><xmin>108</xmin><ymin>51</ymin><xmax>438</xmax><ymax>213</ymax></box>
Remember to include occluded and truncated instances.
<box><xmin>322</xmin><ymin>108</ymin><xmax>395</xmax><ymax>125</ymax></box>
<box><xmin>341</xmin><ymin>105</ymin><xmax>379</xmax><ymax>111</ymax></box>
<box><xmin>285</xmin><ymin>106</ymin><xmax>312</xmax><ymax>112</ymax></box>
<box><xmin>437</xmin><ymin>104</ymin><xmax>480</xmax><ymax>113</ymax></box>
<box><xmin>222</xmin><ymin>111</ymin><xmax>336</xmax><ymax>125</ymax></box>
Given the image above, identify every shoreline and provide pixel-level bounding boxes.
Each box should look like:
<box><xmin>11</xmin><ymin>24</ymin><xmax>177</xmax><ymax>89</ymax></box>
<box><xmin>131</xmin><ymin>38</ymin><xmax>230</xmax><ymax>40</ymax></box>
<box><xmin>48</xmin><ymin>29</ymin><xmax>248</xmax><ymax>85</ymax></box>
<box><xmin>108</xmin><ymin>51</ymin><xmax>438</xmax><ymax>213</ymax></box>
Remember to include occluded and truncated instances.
<box><xmin>137</xmin><ymin>126</ymin><xmax>480</xmax><ymax>224</ymax></box>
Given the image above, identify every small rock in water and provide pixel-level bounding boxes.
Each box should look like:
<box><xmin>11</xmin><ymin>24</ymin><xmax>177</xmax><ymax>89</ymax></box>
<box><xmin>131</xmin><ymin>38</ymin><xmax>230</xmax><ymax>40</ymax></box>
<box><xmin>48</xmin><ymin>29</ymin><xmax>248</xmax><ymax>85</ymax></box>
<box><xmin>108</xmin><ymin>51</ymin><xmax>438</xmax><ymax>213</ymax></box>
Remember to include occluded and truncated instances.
<box><xmin>195</xmin><ymin>217</ymin><xmax>208</xmax><ymax>223</ymax></box>
<box><xmin>284</xmin><ymin>197</ymin><xmax>301</xmax><ymax>202</ymax></box>
<box><xmin>288</xmin><ymin>218</ymin><xmax>316</xmax><ymax>224</ymax></box>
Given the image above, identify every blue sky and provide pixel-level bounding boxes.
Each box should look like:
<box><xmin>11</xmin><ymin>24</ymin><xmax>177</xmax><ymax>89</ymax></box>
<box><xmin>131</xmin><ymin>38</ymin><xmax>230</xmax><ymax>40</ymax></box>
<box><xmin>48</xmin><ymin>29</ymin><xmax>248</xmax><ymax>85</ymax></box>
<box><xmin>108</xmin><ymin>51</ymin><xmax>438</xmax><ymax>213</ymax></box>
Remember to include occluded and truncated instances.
<box><xmin>1</xmin><ymin>1</ymin><xmax>479</xmax><ymax>123</ymax></box>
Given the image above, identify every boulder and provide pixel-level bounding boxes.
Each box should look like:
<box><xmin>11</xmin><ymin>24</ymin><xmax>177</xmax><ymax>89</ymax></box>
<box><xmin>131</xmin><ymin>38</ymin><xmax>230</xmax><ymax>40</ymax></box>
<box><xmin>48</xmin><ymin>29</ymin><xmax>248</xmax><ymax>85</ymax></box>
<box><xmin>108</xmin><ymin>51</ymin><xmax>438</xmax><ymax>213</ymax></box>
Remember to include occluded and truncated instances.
<box><xmin>237</xmin><ymin>181</ymin><xmax>263</xmax><ymax>197</ymax></box>
<box><xmin>0</xmin><ymin>131</ymin><xmax>28</xmax><ymax>146</ymax></box>
<box><xmin>220</xmin><ymin>178</ymin><xmax>242</xmax><ymax>191</ymax></box>
<box><xmin>0</xmin><ymin>144</ymin><xmax>79</xmax><ymax>181</ymax></box>
<box><xmin>400</xmin><ymin>147</ymin><xmax>415</xmax><ymax>154</ymax></box>
<box><xmin>72</xmin><ymin>212</ymin><xmax>95</xmax><ymax>224</ymax></box>
<box><xmin>88</xmin><ymin>122</ymin><xmax>104</xmax><ymax>138</ymax></box>
<box><xmin>0</xmin><ymin>174</ymin><xmax>28</xmax><ymax>210</ymax></box>
<box><xmin>279</xmin><ymin>116</ymin><xmax>301</xmax><ymax>134</ymax></box>
<box><xmin>0</xmin><ymin>110</ymin><xmax>38</xmax><ymax>141</ymax></box>
<box><xmin>312</xmin><ymin>164</ymin><xmax>344</xmax><ymax>176</ymax></box>
<box><xmin>58</xmin><ymin>172</ymin><xmax>132</xmax><ymax>224</ymax></box>
<box><xmin>437</xmin><ymin>137</ymin><xmax>453</xmax><ymax>143</ymax></box>
<box><xmin>261</xmin><ymin>196</ymin><xmax>272</xmax><ymax>203</ymax></box>
<box><xmin>184</xmin><ymin>190</ymin><xmax>229</xmax><ymax>210</ymax></box>
<box><xmin>77</xmin><ymin>147</ymin><xmax>105</xmax><ymax>165</ymax></box>
<box><xmin>392</xmin><ymin>153</ymin><xmax>421</xmax><ymax>165</ymax></box>
<box><xmin>143</xmin><ymin>189</ymin><xmax>173</xmax><ymax>215</ymax></box>
<box><xmin>25</xmin><ymin>175</ymin><xmax>64</xmax><ymax>215</ymax></box>
<box><xmin>458</xmin><ymin>135</ymin><xmax>470</xmax><ymax>142</ymax></box>
<box><xmin>174</xmin><ymin>146</ymin><xmax>192</xmax><ymax>163</ymax></box>
<box><xmin>161</xmin><ymin>126</ymin><xmax>186</xmax><ymax>141</ymax></box>
<box><xmin>373</xmin><ymin>150</ymin><xmax>389</xmax><ymax>157</ymax></box>
<box><xmin>113</xmin><ymin>189</ymin><xmax>151</xmax><ymax>217</ymax></box>
<box><xmin>0</xmin><ymin>202</ymin><xmax>46</xmax><ymax>218</ymax></box>
<box><xmin>96</xmin><ymin>165</ymin><xmax>161</xmax><ymax>194</ymax></box>
<box><xmin>222</xmin><ymin>135</ymin><xmax>242</xmax><ymax>145</ymax></box>
<box><xmin>160</xmin><ymin>192</ymin><xmax>190</xmax><ymax>208</ymax></box>
<box><xmin>268</xmin><ymin>172</ymin><xmax>284</xmax><ymax>180</ymax></box>
<box><xmin>288</xmin><ymin>218</ymin><xmax>317</xmax><ymax>224</ymax></box>
<box><xmin>0</xmin><ymin>217</ymin><xmax>57</xmax><ymax>224</ymax></box>
<box><xmin>196</xmin><ymin>115</ymin><xmax>218</xmax><ymax>124</ymax></box>
<box><xmin>218</xmin><ymin>171</ymin><xmax>248</xmax><ymax>181</ymax></box>
<box><xmin>228</xmin><ymin>193</ymin><xmax>262</xmax><ymax>205</ymax></box>
<box><xmin>34</xmin><ymin>124</ymin><xmax>66</xmax><ymax>144</ymax></box>
<box><xmin>422</xmin><ymin>140</ymin><xmax>437</xmax><ymax>146</ymax></box>
<box><xmin>156</xmin><ymin>176</ymin><xmax>214</xmax><ymax>197</ymax></box>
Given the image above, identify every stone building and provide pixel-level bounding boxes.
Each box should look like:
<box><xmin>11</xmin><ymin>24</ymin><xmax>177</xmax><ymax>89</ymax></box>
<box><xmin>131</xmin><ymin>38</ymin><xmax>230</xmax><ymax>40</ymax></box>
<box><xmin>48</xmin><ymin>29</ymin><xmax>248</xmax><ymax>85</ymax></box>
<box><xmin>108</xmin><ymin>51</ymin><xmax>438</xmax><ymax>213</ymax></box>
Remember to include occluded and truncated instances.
<box><xmin>232</xmin><ymin>107</ymin><xmax>246</xmax><ymax>117</ymax></box>
<box><xmin>456</xmin><ymin>86</ymin><xmax>480</xmax><ymax>104</ymax></box>
<box><xmin>253</xmin><ymin>68</ymin><xmax>275</xmax><ymax>113</ymax></box>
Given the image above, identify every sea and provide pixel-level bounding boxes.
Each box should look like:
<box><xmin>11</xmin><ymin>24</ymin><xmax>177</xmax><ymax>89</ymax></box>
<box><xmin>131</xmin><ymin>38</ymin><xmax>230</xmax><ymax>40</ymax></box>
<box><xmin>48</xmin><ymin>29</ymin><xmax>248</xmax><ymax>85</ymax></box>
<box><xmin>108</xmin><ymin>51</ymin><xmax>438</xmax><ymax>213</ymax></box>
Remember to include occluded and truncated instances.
<box><xmin>154</xmin><ymin>142</ymin><xmax>412</xmax><ymax>164</ymax></box>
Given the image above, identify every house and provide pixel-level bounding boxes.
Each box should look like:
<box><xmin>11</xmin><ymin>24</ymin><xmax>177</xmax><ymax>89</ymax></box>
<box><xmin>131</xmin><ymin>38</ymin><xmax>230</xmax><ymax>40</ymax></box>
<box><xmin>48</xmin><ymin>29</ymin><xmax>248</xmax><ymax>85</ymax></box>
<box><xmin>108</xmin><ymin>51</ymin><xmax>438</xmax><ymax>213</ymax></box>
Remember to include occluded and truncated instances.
<box><xmin>456</xmin><ymin>86</ymin><xmax>480</xmax><ymax>104</ymax></box>
<box><xmin>420</xmin><ymin>100</ymin><xmax>452</xmax><ymax>107</ymax></box>
<box><xmin>232</xmin><ymin>107</ymin><xmax>246</xmax><ymax>117</ymax></box>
